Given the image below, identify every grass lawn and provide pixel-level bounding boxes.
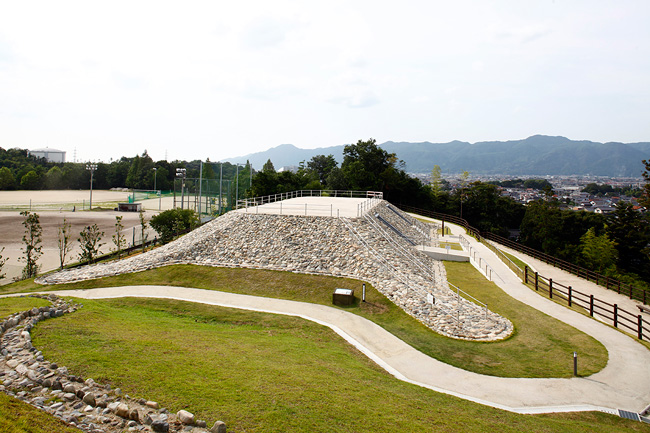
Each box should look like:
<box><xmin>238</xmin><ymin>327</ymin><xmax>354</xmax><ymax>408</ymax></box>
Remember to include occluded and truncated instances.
<box><xmin>0</xmin><ymin>296</ymin><xmax>50</xmax><ymax>318</ymax></box>
<box><xmin>30</xmin><ymin>297</ymin><xmax>647</xmax><ymax>433</ymax></box>
<box><xmin>503</xmin><ymin>251</ymin><xmax>529</xmax><ymax>271</ymax></box>
<box><xmin>0</xmin><ymin>297</ymin><xmax>82</xmax><ymax>433</ymax></box>
<box><xmin>439</xmin><ymin>241</ymin><xmax>463</xmax><ymax>251</ymax></box>
<box><xmin>1</xmin><ymin>263</ymin><xmax>608</xmax><ymax>378</ymax></box>
<box><xmin>0</xmin><ymin>392</ymin><xmax>81</xmax><ymax>433</ymax></box>
<box><xmin>443</xmin><ymin>262</ymin><xmax>607</xmax><ymax>377</ymax></box>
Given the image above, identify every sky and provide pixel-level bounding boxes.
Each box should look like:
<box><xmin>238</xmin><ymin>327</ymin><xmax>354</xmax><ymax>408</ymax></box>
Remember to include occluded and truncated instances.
<box><xmin>1</xmin><ymin>1</ymin><xmax>649</xmax><ymax>166</ymax></box>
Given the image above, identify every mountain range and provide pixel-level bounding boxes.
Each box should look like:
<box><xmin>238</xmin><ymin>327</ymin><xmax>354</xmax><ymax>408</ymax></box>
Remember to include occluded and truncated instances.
<box><xmin>225</xmin><ymin>135</ymin><xmax>650</xmax><ymax>177</ymax></box>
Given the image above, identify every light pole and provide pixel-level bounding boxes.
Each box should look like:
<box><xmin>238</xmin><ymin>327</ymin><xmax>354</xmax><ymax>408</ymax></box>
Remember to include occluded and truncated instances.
<box><xmin>86</xmin><ymin>163</ymin><xmax>97</xmax><ymax>210</ymax></box>
<box><xmin>152</xmin><ymin>167</ymin><xmax>157</xmax><ymax>192</ymax></box>
<box><xmin>235</xmin><ymin>164</ymin><xmax>240</xmax><ymax>208</ymax></box>
<box><xmin>176</xmin><ymin>168</ymin><xmax>186</xmax><ymax>209</ymax></box>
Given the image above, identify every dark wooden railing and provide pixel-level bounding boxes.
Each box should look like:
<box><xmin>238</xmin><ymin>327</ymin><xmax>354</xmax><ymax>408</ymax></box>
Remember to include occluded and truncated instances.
<box><xmin>397</xmin><ymin>204</ymin><xmax>649</xmax><ymax>341</ymax></box>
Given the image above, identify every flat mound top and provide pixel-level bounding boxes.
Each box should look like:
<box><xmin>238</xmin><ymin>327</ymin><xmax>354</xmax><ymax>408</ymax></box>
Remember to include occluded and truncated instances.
<box><xmin>235</xmin><ymin>197</ymin><xmax>371</xmax><ymax>218</ymax></box>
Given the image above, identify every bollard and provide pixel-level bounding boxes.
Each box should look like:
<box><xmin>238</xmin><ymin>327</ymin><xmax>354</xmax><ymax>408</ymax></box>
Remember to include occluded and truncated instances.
<box><xmin>573</xmin><ymin>352</ymin><xmax>578</xmax><ymax>376</ymax></box>
<box><xmin>362</xmin><ymin>283</ymin><xmax>366</xmax><ymax>302</ymax></box>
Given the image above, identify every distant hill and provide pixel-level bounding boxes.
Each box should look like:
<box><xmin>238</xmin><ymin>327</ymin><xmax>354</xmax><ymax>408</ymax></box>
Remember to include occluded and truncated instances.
<box><xmin>226</xmin><ymin>135</ymin><xmax>650</xmax><ymax>177</ymax></box>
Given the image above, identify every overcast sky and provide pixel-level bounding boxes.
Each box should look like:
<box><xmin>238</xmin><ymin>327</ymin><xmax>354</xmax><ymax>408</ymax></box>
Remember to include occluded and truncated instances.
<box><xmin>1</xmin><ymin>1</ymin><xmax>649</xmax><ymax>165</ymax></box>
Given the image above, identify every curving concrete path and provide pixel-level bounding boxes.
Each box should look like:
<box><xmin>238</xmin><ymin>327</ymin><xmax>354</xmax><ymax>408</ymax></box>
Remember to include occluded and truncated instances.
<box><xmin>9</xmin><ymin>282</ymin><xmax>648</xmax><ymax>416</ymax></box>
<box><xmin>5</xmin><ymin>211</ymin><xmax>650</xmax><ymax>416</ymax></box>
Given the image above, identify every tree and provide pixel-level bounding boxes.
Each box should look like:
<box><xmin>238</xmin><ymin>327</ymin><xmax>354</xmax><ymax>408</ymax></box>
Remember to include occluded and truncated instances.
<box><xmin>580</xmin><ymin>227</ymin><xmax>618</xmax><ymax>273</ymax></box>
<box><xmin>45</xmin><ymin>166</ymin><xmax>65</xmax><ymax>189</ymax></box>
<box><xmin>307</xmin><ymin>155</ymin><xmax>337</xmax><ymax>185</ymax></box>
<box><xmin>0</xmin><ymin>247</ymin><xmax>8</xmax><ymax>280</ymax></box>
<box><xmin>57</xmin><ymin>218</ymin><xmax>73</xmax><ymax>270</ymax></box>
<box><xmin>112</xmin><ymin>215</ymin><xmax>126</xmax><ymax>256</ymax></box>
<box><xmin>430</xmin><ymin>165</ymin><xmax>442</xmax><ymax>195</ymax></box>
<box><xmin>78</xmin><ymin>224</ymin><xmax>105</xmax><ymax>264</ymax></box>
<box><xmin>19</xmin><ymin>211</ymin><xmax>42</xmax><ymax>279</ymax></box>
<box><xmin>0</xmin><ymin>167</ymin><xmax>16</xmax><ymax>190</ymax></box>
<box><xmin>262</xmin><ymin>159</ymin><xmax>276</xmax><ymax>173</ymax></box>
<box><xmin>606</xmin><ymin>201</ymin><xmax>650</xmax><ymax>277</ymax></box>
<box><xmin>20</xmin><ymin>170</ymin><xmax>40</xmax><ymax>190</ymax></box>
<box><xmin>139</xmin><ymin>210</ymin><xmax>148</xmax><ymax>252</ymax></box>
<box><xmin>341</xmin><ymin>138</ymin><xmax>395</xmax><ymax>191</ymax></box>
<box><xmin>150</xmin><ymin>208</ymin><xmax>199</xmax><ymax>244</ymax></box>
<box><xmin>641</xmin><ymin>159</ymin><xmax>650</xmax><ymax>208</ymax></box>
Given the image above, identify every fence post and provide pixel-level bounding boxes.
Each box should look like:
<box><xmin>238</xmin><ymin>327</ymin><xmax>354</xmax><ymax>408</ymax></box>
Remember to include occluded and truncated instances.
<box><xmin>535</xmin><ymin>272</ymin><xmax>539</xmax><ymax>291</ymax></box>
<box><xmin>549</xmin><ymin>278</ymin><xmax>553</xmax><ymax>299</ymax></box>
<box><xmin>618</xmin><ymin>281</ymin><xmax>621</xmax><ymax>294</ymax></box>
<box><xmin>568</xmin><ymin>286</ymin><xmax>572</xmax><ymax>307</ymax></box>
<box><xmin>589</xmin><ymin>295</ymin><xmax>594</xmax><ymax>317</ymax></box>
<box><xmin>614</xmin><ymin>304</ymin><xmax>618</xmax><ymax>328</ymax></box>
<box><xmin>524</xmin><ymin>266</ymin><xmax>528</xmax><ymax>284</ymax></box>
<box><xmin>639</xmin><ymin>315</ymin><xmax>643</xmax><ymax>340</ymax></box>
<box><xmin>630</xmin><ymin>285</ymin><xmax>633</xmax><ymax>300</ymax></box>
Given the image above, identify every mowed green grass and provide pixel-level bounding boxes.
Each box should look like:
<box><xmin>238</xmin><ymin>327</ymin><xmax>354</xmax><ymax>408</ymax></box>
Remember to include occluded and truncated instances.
<box><xmin>0</xmin><ymin>392</ymin><xmax>81</xmax><ymax>433</ymax></box>
<box><xmin>30</xmin><ymin>297</ymin><xmax>646</xmax><ymax>433</ymax></box>
<box><xmin>443</xmin><ymin>262</ymin><xmax>607</xmax><ymax>377</ymax></box>
<box><xmin>2</xmin><ymin>263</ymin><xmax>608</xmax><ymax>378</ymax></box>
<box><xmin>0</xmin><ymin>297</ymin><xmax>82</xmax><ymax>433</ymax></box>
<box><xmin>0</xmin><ymin>296</ymin><xmax>50</xmax><ymax>317</ymax></box>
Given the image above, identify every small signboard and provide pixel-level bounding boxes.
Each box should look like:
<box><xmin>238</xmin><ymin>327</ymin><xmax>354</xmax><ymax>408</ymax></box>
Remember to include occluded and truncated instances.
<box><xmin>333</xmin><ymin>288</ymin><xmax>355</xmax><ymax>305</ymax></box>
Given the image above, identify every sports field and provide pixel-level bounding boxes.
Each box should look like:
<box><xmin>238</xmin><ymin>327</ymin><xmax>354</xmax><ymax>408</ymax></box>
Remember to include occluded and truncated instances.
<box><xmin>0</xmin><ymin>190</ymin><xmax>162</xmax><ymax>284</ymax></box>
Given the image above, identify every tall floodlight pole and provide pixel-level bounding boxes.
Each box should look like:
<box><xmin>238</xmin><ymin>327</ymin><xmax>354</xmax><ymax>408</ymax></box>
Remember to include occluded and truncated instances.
<box><xmin>235</xmin><ymin>164</ymin><xmax>240</xmax><ymax>209</ymax></box>
<box><xmin>85</xmin><ymin>163</ymin><xmax>97</xmax><ymax>210</ymax></box>
<box><xmin>176</xmin><ymin>168</ymin><xmax>186</xmax><ymax>209</ymax></box>
<box><xmin>198</xmin><ymin>161</ymin><xmax>203</xmax><ymax>218</ymax></box>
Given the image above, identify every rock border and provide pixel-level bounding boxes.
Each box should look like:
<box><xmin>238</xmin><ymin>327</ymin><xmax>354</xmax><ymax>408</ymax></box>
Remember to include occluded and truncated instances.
<box><xmin>0</xmin><ymin>294</ymin><xmax>227</xmax><ymax>433</ymax></box>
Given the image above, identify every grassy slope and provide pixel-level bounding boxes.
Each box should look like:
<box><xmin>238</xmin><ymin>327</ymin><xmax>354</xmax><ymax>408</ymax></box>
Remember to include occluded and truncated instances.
<box><xmin>1</xmin><ymin>264</ymin><xmax>608</xmax><ymax>378</ymax></box>
<box><xmin>31</xmin><ymin>297</ymin><xmax>649</xmax><ymax>433</ymax></box>
<box><xmin>0</xmin><ymin>297</ymin><xmax>81</xmax><ymax>433</ymax></box>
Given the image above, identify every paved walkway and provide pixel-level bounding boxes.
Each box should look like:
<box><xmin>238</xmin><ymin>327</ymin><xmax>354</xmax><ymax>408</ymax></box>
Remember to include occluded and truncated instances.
<box><xmin>5</xmin><ymin>212</ymin><xmax>650</xmax><ymax>415</ymax></box>
<box><xmin>491</xmin><ymin>242</ymin><xmax>644</xmax><ymax>322</ymax></box>
<box><xmin>8</xmin><ymin>280</ymin><xmax>647</xmax><ymax>415</ymax></box>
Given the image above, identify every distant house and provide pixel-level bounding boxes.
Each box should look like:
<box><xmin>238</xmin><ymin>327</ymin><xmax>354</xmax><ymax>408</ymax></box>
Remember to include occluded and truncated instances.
<box><xmin>29</xmin><ymin>147</ymin><xmax>66</xmax><ymax>163</ymax></box>
<box><xmin>593</xmin><ymin>206</ymin><xmax>615</xmax><ymax>214</ymax></box>
<box><xmin>278</xmin><ymin>165</ymin><xmax>299</xmax><ymax>173</ymax></box>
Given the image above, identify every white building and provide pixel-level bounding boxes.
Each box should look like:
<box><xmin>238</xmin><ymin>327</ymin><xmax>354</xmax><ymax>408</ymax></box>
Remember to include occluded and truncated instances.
<box><xmin>29</xmin><ymin>147</ymin><xmax>66</xmax><ymax>163</ymax></box>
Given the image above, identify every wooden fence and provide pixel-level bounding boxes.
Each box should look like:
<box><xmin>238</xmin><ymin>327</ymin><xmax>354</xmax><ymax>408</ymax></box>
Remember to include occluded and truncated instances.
<box><xmin>397</xmin><ymin>204</ymin><xmax>649</xmax><ymax>341</ymax></box>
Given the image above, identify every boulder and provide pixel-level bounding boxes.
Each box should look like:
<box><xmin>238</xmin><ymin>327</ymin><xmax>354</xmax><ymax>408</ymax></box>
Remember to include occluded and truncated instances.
<box><xmin>177</xmin><ymin>409</ymin><xmax>195</xmax><ymax>425</ymax></box>
<box><xmin>115</xmin><ymin>403</ymin><xmax>130</xmax><ymax>418</ymax></box>
<box><xmin>212</xmin><ymin>421</ymin><xmax>227</xmax><ymax>433</ymax></box>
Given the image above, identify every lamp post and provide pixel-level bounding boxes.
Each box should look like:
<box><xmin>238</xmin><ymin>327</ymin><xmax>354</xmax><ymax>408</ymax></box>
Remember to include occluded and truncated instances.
<box><xmin>152</xmin><ymin>167</ymin><xmax>157</xmax><ymax>192</ymax></box>
<box><xmin>176</xmin><ymin>168</ymin><xmax>186</xmax><ymax>209</ymax></box>
<box><xmin>86</xmin><ymin>163</ymin><xmax>97</xmax><ymax>210</ymax></box>
<box><xmin>235</xmin><ymin>163</ymin><xmax>241</xmax><ymax>209</ymax></box>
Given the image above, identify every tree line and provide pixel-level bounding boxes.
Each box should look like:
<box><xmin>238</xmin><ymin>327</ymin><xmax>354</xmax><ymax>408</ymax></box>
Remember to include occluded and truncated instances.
<box><xmin>0</xmin><ymin>147</ymin><xmax>250</xmax><ymax>192</ymax></box>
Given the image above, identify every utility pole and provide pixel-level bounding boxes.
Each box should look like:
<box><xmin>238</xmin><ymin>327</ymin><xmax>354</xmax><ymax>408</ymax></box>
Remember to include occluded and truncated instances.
<box><xmin>85</xmin><ymin>163</ymin><xmax>97</xmax><ymax>210</ymax></box>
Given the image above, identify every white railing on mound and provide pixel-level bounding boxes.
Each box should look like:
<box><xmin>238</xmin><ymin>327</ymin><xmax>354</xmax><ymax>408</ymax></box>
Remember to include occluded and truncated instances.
<box><xmin>459</xmin><ymin>235</ymin><xmax>501</xmax><ymax>283</ymax></box>
<box><xmin>236</xmin><ymin>190</ymin><xmax>383</xmax><ymax>217</ymax></box>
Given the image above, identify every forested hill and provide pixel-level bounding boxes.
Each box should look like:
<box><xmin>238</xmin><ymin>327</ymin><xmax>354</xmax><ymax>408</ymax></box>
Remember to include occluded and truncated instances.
<box><xmin>227</xmin><ymin>135</ymin><xmax>650</xmax><ymax>177</ymax></box>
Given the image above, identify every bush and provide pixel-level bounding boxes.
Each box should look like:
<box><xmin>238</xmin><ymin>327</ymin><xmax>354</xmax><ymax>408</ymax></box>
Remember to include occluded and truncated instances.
<box><xmin>149</xmin><ymin>208</ymin><xmax>199</xmax><ymax>244</ymax></box>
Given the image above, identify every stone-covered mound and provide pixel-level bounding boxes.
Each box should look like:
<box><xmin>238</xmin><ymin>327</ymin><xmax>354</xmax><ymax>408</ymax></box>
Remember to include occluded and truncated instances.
<box><xmin>36</xmin><ymin>202</ymin><xmax>512</xmax><ymax>341</ymax></box>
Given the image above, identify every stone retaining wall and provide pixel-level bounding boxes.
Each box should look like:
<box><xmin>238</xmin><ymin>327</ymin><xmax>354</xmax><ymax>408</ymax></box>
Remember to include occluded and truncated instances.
<box><xmin>0</xmin><ymin>295</ymin><xmax>226</xmax><ymax>432</ymax></box>
<box><xmin>36</xmin><ymin>201</ymin><xmax>512</xmax><ymax>341</ymax></box>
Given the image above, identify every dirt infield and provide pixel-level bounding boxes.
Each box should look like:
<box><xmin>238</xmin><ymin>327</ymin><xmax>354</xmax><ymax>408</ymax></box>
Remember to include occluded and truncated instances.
<box><xmin>0</xmin><ymin>190</ymin><xmax>164</xmax><ymax>285</ymax></box>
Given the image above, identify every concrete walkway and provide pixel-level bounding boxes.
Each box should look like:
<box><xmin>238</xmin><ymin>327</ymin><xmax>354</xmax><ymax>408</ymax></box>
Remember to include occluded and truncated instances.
<box><xmin>9</xmin><ymin>280</ymin><xmax>647</xmax><ymax>416</ymax></box>
<box><xmin>492</xmin><ymin>242</ymin><xmax>644</xmax><ymax>323</ymax></box>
